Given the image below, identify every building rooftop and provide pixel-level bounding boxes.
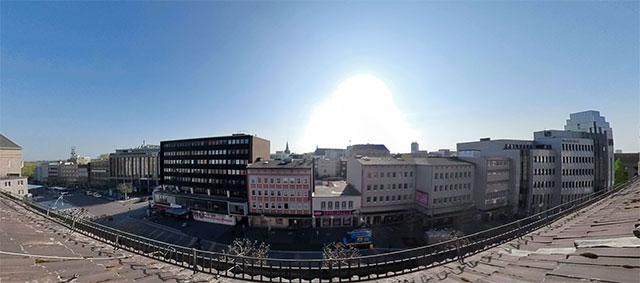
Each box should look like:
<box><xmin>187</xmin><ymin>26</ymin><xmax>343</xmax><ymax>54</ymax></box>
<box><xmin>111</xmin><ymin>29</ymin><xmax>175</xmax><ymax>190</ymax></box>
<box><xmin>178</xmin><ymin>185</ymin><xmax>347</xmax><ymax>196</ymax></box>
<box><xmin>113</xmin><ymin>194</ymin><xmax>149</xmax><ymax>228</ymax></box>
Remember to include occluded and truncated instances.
<box><xmin>393</xmin><ymin>177</ymin><xmax>640</xmax><ymax>283</ymax></box>
<box><xmin>353</xmin><ymin>156</ymin><xmax>472</xmax><ymax>166</ymax></box>
<box><xmin>248</xmin><ymin>158</ymin><xmax>313</xmax><ymax>169</ymax></box>
<box><xmin>313</xmin><ymin>181</ymin><xmax>360</xmax><ymax>197</ymax></box>
<box><xmin>0</xmin><ymin>133</ymin><xmax>21</xmax><ymax>150</ymax></box>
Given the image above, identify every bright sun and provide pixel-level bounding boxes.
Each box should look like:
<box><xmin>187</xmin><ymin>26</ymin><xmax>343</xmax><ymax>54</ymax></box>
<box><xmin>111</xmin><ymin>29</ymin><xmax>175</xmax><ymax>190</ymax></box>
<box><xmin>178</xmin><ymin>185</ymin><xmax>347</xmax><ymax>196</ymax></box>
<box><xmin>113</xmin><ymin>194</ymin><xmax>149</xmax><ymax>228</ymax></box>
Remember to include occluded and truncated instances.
<box><xmin>299</xmin><ymin>74</ymin><xmax>420</xmax><ymax>152</ymax></box>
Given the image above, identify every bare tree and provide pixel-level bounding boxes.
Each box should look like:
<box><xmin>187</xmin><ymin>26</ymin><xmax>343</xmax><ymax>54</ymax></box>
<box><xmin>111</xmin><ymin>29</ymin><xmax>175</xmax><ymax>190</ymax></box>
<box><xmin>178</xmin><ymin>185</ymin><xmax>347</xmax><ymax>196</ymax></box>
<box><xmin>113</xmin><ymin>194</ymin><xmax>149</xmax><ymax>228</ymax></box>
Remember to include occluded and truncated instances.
<box><xmin>322</xmin><ymin>242</ymin><xmax>361</xmax><ymax>267</ymax></box>
<box><xmin>224</xmin><ymin>238</ymin><xmax>270</xmax><ymax>266</ymax></box>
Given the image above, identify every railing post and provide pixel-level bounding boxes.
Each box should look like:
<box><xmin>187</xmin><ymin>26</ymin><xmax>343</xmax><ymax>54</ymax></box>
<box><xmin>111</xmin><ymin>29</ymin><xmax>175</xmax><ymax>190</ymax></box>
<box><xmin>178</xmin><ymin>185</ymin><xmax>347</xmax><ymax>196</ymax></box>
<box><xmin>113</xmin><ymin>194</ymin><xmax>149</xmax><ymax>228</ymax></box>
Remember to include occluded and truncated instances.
<box><xmin>192</xmin><ymin>248</ymin><xmax>197</xmax><ymax>274</ymax></box>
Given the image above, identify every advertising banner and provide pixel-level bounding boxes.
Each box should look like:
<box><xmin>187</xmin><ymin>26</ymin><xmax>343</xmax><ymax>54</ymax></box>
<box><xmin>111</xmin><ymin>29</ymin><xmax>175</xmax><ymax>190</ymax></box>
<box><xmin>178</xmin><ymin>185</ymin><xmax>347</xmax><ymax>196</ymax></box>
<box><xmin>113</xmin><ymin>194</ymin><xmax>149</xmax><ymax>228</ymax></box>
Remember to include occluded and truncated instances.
<box><xmin>415</xmin><ymin>190</ymin><xmax>429</xmax><ymax>205</ymax></box>
<box><xmin>192</xmin><ymin>210</ymin><xmax>236</xmax><ymax>225</ymax></box>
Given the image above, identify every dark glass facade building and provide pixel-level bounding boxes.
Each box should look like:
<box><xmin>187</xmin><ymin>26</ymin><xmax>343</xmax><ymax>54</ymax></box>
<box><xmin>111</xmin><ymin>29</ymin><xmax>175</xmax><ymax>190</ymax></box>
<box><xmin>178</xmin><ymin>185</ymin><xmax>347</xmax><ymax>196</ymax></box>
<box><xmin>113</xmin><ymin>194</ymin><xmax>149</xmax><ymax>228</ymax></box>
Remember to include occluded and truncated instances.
<box><xmin>156</xmin><ymin>134</ymin><xmax>270</xmax><ymax>219</ymax></box>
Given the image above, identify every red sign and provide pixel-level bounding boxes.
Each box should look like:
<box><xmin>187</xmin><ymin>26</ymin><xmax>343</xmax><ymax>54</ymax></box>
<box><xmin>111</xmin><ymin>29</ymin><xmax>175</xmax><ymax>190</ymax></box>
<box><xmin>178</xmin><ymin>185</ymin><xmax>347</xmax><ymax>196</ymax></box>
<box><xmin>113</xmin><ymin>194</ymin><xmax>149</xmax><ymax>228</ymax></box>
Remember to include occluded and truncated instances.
<box><xmin>416</xmin><ymin>190</ymin><xmax>429</xmax><ymax>205</ymax></box>
<box><xmin>314</xmin><ymin>210</ymin><xmax>357</xmax><ymax>216</ymax></box>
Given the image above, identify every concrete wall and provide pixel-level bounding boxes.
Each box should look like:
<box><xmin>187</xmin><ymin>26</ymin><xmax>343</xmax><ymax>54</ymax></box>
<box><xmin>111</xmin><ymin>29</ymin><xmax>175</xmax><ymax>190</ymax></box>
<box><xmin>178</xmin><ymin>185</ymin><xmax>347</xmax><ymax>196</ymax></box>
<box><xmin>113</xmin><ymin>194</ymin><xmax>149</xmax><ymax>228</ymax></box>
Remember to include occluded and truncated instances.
<box><xmin>0</xmin><ymin>148</ymin><xmax>22</xmax><ymax>177</ymax></box>
<box><xmin>251</xmin><ymin>136</ymin><xmax>271</xmax><ymax>163</ymax></box>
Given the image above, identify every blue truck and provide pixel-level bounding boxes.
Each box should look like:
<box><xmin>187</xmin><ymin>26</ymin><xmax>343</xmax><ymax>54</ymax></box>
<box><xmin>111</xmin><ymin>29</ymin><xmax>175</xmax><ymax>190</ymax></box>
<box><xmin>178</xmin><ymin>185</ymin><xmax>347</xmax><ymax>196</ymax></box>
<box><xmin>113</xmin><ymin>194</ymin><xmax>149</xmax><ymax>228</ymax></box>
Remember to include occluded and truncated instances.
<box><xmin>343</xmin><ymin>228</ymin><xmax>373</xmax><ymax>248</ymax></box>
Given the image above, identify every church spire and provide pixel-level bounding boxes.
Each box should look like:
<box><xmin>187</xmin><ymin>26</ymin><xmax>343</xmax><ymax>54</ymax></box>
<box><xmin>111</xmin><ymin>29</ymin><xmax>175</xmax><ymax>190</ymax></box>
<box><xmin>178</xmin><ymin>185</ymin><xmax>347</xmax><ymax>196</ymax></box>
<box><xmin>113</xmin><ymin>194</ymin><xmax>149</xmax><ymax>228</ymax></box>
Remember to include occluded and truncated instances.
<box><xmin>284</xmin><ymin>141</ymin><xmax>290</xmax><ymax>154</ymax></box>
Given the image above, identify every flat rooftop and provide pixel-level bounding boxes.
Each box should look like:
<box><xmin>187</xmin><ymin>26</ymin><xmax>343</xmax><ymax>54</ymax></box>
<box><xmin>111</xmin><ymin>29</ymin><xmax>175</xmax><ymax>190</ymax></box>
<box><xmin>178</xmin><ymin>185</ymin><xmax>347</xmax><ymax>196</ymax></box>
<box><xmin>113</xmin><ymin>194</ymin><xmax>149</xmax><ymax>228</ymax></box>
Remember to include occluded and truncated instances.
<box><xmin>313</xmin><ymin>181</ymin><xmax>360</xmax><ymax>197</ymax></box>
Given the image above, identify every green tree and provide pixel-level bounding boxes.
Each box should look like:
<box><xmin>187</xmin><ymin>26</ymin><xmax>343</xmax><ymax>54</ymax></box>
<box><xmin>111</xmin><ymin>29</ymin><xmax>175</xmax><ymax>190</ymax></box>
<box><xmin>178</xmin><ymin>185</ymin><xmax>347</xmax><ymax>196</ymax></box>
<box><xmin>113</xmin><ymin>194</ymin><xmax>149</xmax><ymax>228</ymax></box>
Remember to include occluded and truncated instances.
<box><xmin>21</xmin><ymin>162</ymin><xmax>37</xmax><ymax>178</ymax></box>
<box><xmin>117</xmin><ymin>183</ymin><xmax>133</xmax><ymax>199</ymax></box>
<box><xmin>614</xmin><ymin>158</ymin><xmax>628</xmax><ymax>185</ymax></box>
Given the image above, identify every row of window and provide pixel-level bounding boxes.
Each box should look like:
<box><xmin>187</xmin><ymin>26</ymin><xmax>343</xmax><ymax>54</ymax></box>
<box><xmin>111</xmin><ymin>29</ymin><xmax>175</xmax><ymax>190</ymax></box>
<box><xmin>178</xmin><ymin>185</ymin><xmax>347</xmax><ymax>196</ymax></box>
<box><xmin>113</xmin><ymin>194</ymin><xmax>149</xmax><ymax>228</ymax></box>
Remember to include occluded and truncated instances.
<box><xmin>365</xmin><ymin>194</ymin><xmax>412</xmax><ymax>203</ymax></box>
<box><xmin>434</xmin><ymin>194</ymin><xmax>471</xmax><ymax>204</ymax></box>
<box><xmin>164</xmin><ymin>168</ymin><xmax>246</xmax><ymax>175</ymax></box>
<box><xmin>488</xmin><ymin>160</ymin><xmax>508</xmax><ymax>166</ymax></box>
<box><xmin>163</xmin><ymin>159</ymin><xmax>248</xmax><ymax>165</ymax></box>
<box><xmin>531</xmin><ymin>194</ymin><xmax>551</xmax><ymax>209</ymax></box>
<box><xmin>504</xmin><ymin>144</ymin><xmax>533</xmax><ymax>149</ymax></box>
<box><xmin>533</xmin><ymin>181</ymin><xmax>555</xmax><ymax>188</ymax></box>
<box><xmin>561</xmin><ymin>193</ymin><xmax>589</xmax><ymax>203</ymax></box>
<box><xmin>366</xmin><ymin>183</ymin><xmax>413</xmax><ymax>191</ymax></box>
<box><xmin>434</xmin><ymin>171</ymin><xmax>471</xmax><ymax>180</ymax></box>
<box><xmin>562</xmin><ymin>168</ymin><xmax>593</xmax><ymax>176</ymax></box>
<box><xmin>163</xmin><ymin>176</ymin><xmax>245</xmax><ymax>185</ymax></box>
<box><xmin>320</xmin><ymin>200</ymin><xmax>354</xmax><ymax>210</ymax></box>
<box><xmin>533</xmin><ymin>168</ymin><xmax>555</xmax><ymax>176</ymax></box>
<box><xmin>433</xmin><ymin>183</ymin><xmax>471</xmax><ymax>192</ymax></box>
<box><xmin>163</xmin><ymin>138</ymin><xmax>250</xmax><ymax>148</ymax></box>
<box><xmin>163</xmin><ymin>149</ymin><xmax>249</xmax><ymax>156</ymax></box>
<box><xmin>561</xmin><ymin>181</ymin><xmax>593</xmax><ymax>188</ymax></box>
<box><xmin>562</xmin><ymin>156</ymin><xmax>594</xmax><ymax>164</ymax></box>
<box><xmin>251</xmin><ymin>189</ymin><xmax>308</xmax><ymax>197</ymax></box>
<box><xmin>252</xmin><ymin>202</ymin><xmax>309</xmax><ymax>210</ymax></box>
<box><xmin>562</xmin><ymin>143</ymin><xmax>593</xmax><ymax>152</ymax></box>
<box><xmin>367</xmin><ymin>171</ymin><xmax>413</xmax><ymax>179</ymax></box>
<box><xmin>532</xmin><ymin>156</ymin><xmax>555</xmax><ymax>163</ymax></box>
<box><xmin>250</xmin><ymin>176</ymin><xmax>309</xmax><ymax>185</ymax></box>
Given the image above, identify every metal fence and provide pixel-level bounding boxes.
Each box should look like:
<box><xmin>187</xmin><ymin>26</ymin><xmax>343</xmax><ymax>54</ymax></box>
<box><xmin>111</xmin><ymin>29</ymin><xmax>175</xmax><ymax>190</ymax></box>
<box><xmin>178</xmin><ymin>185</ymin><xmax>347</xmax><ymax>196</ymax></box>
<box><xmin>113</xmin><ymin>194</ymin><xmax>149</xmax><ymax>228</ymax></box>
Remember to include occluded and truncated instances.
<box><xmin>1</xmin><ymin>179</ymin><xmax>631</xmax><ymax>282</ymax></box>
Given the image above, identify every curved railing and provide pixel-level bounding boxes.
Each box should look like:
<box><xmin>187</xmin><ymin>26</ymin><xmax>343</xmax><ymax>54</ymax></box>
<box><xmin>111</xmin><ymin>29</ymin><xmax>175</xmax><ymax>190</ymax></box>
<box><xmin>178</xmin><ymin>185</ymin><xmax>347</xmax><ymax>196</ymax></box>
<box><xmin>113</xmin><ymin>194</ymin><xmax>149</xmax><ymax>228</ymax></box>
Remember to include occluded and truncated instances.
<box><xmin>1</xmin><ymin>178</ymin><xmax>632</xmax><ymax>282</ymax></box>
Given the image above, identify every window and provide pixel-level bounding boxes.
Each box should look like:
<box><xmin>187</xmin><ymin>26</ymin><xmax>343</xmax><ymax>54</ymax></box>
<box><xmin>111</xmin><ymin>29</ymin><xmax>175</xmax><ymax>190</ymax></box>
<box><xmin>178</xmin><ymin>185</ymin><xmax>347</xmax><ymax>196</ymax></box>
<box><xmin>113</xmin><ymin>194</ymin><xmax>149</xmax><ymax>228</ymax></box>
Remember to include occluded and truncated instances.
<box><xmin>341</xmin><ymin>201</ymin><xmax>346</xmax><ymax>209</ymax></box>
<box><xmin>386</xmin><ymin>196</ymin><xmax>390</xmax><ymax>201</ymax></box>
<box><xmin>373</xmin><ymin>196</ymin><xmax>377</xmax><ymax>202</ymax></box>
<box><xmin>367</xmin><ymin>197</ymin><xmax>371</xmax><ymax>203</ymax></box>
<box><xmin>348</xmin><ymin>201</ymin><xmax>353</xmax><ymax>208</ymax></box>
<box><xmin>367</xmin><ymin>185</ymin><xmax>371</xmax><ymax>191</ymax></box>
<box><xmin>328</xmin><ymin>202</ymin><xmax>333</xmax><ymax>209</ymax></box>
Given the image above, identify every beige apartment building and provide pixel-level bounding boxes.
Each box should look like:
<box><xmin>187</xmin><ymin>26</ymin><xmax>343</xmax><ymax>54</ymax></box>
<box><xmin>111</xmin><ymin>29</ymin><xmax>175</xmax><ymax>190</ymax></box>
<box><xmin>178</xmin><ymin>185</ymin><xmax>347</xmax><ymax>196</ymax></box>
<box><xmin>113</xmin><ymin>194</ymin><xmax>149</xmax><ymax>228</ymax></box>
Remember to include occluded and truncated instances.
<box><xmin>0</xmin><ymin>133</ymin><xmax>28</xmax><ymax>197</ymax></box>
<box><xmin>246</xmin><ymin>159</ymin><xmax>313</xmax><ymax>229</ymax></box>
<box><xmin>347</xmin><ymin>156</ymin><xmax>416</xmax><ymax>225</ymax></box>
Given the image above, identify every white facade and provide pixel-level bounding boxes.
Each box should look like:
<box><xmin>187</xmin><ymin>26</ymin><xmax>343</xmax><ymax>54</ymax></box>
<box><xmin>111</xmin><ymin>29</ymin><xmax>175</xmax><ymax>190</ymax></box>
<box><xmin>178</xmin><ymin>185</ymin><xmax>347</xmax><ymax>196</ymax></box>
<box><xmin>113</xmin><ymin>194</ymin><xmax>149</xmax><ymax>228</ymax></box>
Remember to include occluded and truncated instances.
<box><xmin>312</xmin><ymin>181</ymin><xmax>361</xmax><ymax>227</ymax></box>
<box><xmin>414</xmin><ymin>159</ymin><xmax>474</xmax><ymax>217</ymax></box>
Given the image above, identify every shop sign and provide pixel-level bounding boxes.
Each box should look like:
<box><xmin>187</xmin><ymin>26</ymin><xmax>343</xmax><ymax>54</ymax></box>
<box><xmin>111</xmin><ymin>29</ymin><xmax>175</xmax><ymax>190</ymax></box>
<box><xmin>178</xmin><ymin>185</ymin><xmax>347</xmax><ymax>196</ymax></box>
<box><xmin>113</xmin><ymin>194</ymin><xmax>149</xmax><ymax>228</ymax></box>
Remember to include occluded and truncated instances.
<box><xmin>192</xmin><ymin>210</ymin><xmax>236</xmax><ymax>225</ymax></box>
<box><xmin>314</xmin><ymin>210</ymin><xmax>357</xmax><ymax>216</ymax></box>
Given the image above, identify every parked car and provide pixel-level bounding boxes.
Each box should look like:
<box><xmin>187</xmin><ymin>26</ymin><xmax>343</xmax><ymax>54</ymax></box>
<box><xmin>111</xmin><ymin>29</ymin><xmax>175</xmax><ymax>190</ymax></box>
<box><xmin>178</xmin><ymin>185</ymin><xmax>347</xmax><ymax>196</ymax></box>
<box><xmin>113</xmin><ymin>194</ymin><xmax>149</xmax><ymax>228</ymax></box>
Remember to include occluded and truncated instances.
<box><xmin>93</xmin><ymin>192</ymin><xmax>102</xmax><ymax>198</ymax></box>
<box><xmin>86</xmin><ymin>190</ymin><xmax>93</xmax><ymax>196</ymax></box>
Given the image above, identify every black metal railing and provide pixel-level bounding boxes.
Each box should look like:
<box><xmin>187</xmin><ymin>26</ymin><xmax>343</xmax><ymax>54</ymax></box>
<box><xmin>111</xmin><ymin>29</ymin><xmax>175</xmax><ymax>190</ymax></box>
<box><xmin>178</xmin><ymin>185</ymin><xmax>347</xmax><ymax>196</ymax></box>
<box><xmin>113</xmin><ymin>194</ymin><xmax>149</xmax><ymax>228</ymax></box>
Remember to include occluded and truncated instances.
<box><xmin>1</xmin><ymin>178</ymin><xmax>632</xmax><ymax>282</ymax></box>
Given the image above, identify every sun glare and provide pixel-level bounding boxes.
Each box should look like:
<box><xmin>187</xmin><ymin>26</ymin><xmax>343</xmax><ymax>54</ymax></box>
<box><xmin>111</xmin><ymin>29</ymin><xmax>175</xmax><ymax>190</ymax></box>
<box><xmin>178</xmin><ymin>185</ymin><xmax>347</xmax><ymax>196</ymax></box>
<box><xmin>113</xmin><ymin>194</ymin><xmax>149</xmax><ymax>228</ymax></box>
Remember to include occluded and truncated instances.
<box><xmin>299</xmin><ymin>74</ymin><xmax>420</xmax><ymax>152</ymax></box>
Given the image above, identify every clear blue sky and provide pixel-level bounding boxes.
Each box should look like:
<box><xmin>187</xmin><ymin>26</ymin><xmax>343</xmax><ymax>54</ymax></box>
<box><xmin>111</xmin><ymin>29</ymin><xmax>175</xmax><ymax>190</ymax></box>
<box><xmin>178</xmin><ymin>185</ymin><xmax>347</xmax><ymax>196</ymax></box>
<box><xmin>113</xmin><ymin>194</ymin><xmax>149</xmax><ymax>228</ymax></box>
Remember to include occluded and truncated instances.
<box><xmin>1</xmin><ymin>1</ymin><xmax>638</xmax><ymax>161</ymax></box>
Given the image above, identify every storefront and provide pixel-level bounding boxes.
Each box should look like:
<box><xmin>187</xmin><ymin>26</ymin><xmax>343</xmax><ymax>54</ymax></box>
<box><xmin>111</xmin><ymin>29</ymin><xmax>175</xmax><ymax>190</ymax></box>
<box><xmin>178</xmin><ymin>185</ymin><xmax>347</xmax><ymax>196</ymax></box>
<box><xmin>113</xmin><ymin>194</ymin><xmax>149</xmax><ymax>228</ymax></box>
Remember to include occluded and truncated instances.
<box><xmin>314</xmin><ymin>210</ymin><xmax>358</xmax><ymax>227</ymax></box>
<box><xmin>312</xmin><ymin>181</ymin><xmax>362</xmax><ymax>228</ymax></box>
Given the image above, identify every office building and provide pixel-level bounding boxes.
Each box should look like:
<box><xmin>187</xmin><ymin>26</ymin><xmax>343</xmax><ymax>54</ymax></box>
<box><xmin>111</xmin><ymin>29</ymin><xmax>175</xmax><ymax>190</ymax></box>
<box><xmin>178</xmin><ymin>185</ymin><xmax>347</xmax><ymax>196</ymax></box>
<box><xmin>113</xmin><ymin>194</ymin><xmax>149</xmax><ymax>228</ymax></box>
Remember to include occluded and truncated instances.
<box><xmin>564</xmin><ymin>110</ymin><xmax>614</xmax><ymax>189</ymax></box>
<box><xmin>154</xmin><ymin>134</ymin><xmax>270</xmax><ymax>225</ymax></box>
<box><xmin>246</xmin><ymin>158</ymin><xmax>313</xmax><ymax>228</ymax></box>
<box><xmin>534</xmin><ymin>130</ymin><xmax>598</xmax><ymax>206</ymax></box>
<box><xmin>457</xmin><ymin>139</ymin><xmax>536</xmax><ymax>215</ymax></box>
<box><xmin>458</xmin><ymin>156</ymin><xmax>511</xmax><ymax>217</ymax></box>
<box><xmin>0</xmin><ymin>133</ymin><xmax>28</xmax><ymax>196</ymax></box>
<box><xmin>88</xmin><ymin>158</ymin><xmax>111</xmax><ymax>188</ymax></box>
<box><xmin>413</xmin><ymin>158</ymin><xmax>475</xmax><ymax>219</ymax></box>
<box><xmin>312</xmin><ymin>181</ymin><xmax>361</xmax><ymax>227</ymax></box>
<box><xmin>109</xmin><ymin>144</ymin><xmax>160</xmax><ymax>192</ymax></box>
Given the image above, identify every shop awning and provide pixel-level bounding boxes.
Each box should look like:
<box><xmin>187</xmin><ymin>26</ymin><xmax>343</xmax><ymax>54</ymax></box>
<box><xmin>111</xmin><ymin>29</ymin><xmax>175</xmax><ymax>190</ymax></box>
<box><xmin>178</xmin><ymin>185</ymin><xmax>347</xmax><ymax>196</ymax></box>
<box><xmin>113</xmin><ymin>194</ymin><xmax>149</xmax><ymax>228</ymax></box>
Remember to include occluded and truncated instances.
<box><xmin>165</xmin><ymin>208</ymin><xmax>188</xmax><ymax>216</ymax></box>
